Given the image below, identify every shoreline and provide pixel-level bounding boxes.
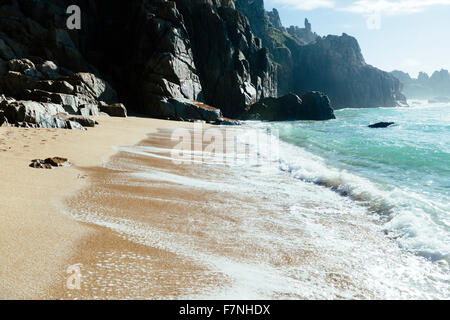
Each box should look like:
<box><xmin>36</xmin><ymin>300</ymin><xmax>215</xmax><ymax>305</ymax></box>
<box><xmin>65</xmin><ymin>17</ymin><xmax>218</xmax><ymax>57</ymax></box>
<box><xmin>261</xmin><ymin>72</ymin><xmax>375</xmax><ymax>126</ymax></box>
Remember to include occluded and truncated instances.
<box><xmin>0</xmin><ymin>116</ymin><xmax>192</xmax><ymax>299</ymax></box>
<box><xmin>1</xmin><ymin>115</ymin><xmax>447</xmax><ymax>299</ymax></box>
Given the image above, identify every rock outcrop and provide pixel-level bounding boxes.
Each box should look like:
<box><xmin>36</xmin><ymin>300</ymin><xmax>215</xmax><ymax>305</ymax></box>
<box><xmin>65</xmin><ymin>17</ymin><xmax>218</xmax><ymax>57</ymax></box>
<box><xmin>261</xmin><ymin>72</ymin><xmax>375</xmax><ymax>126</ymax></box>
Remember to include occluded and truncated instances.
<box><xmin>391</xmin><ymin>69</ymin><xmax>450</xmax><ymax>100</ymax></box>
<box><xmin>0</xmin><ymin>99</ymin><xmax>92</xmax><ymax>130</ymax></box>
<box><xmin>368</xmin><ymin>122</ymin><xmax>395</xmax><ymax>128</ymax></box>
<box><xmin>171</xmin><ymin>0</ymin><xmax>277</xmax><ymax>118</ymax></box>
<box><xmin>0</xmin><ymin>0</ymin><xmax>410</xmax><ymax>126</ymax></box>
<box><xmin>99</xmin><ymin>103</ymin><xmax>127</xmax><ymax>118</ymax></box>
<box><xmin>235</xmin><ymin>0</ymin><xmax>407</xmax><ymax>109</ymax></box>
<box><xmin>0</xmin><ymin>0</ymin><xmax>277</xmax><ymax>121</ymax></box>
<box><xmin>30</xmin><ymin>157</ymin><xmax>71</xmax><ymax>169</ymax></box>
<box><xmin>241</xmin><ymin>92</ymin><xmax>335</xmax><ymax>121</ymax></box>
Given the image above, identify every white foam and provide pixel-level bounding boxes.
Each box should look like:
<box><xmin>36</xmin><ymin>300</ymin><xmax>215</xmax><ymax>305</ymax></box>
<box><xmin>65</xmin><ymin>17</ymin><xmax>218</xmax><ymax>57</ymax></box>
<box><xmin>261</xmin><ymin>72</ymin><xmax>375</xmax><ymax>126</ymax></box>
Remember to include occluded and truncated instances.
<box><xmin>242</xmin><ymin>123</ymin><xmax>450</xmax><ymax>263</ymax></box>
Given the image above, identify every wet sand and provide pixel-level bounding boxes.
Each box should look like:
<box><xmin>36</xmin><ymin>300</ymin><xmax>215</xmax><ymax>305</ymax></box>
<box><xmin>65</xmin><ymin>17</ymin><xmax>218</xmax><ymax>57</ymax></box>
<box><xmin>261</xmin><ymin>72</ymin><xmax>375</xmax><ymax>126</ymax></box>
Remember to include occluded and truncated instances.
<box><xmin>0</xmin><ymin>117</ymin><xmax>191</xmax><ymax>299</ymax></box>
<box><xmin>55</xmin><ymin>126</ymin><xmax>449</xmax><ymax>299</ymax></box>
<box><xmin>55</xmin><ymin>127</ymin><xmax>385</xmax><ymax>299</ymax></box>
<box><xmin>2</xmin><ymin>120</ymin><xmax>446</xmax><ymax>299</ymax></box>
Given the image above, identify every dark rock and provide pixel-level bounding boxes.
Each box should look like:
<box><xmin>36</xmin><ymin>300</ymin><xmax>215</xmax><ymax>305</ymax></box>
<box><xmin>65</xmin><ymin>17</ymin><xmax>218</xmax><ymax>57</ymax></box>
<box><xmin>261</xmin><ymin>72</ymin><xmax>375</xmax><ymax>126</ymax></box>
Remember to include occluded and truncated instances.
<box><xmin>0</xmin><ymin>39</ymin><xmax>16</xmax><ymax>60</ymax></box>
<box><xmin>67</xmin><ymin>116</ymin><xmax>96</xmax><ymax>128</ymax></box>
<box><xmin>0</xmin><ymin>110</ymin><xmax>7</xmax><ymax>127</ymax></box>
<box><xmin>215</xmin><ymin>117</ymin><xmax>241</xmax><ymax>125</ymax></box>
<box><xmin>99</xmin><ymin>103</ymin><xmax>127</xmax><ymax>117</ymax></box>
<box><xmin>0</xmin><ymin>0</ymin><xmax>409</xmax><ymax>126</ymax></box>
<box><xmin>0</xmin><ymin>100</ymin><xmax>85</xmax><ymax>130</ymax></box>
<box><xmin>299</xmin><ymin>91</ymin><xmax>336</xmax><ymax>120</ymax></box>
<box><xmin>0</xmin><ymin>60</ymin><xmax>7</xmax><ymax>77</ymax></box>
<box><xmin>2</xmin><ymin>100</ymin><xmax>65</xmax><ymax>125</ymax></box>
<box><xmin>149</xmin><ymin>98</ymin><xmax>222</xmax><ymax>122</ymax></box>
<box><xmin>35</xmin><ymin>80</ymin><xmax>74</xmax><ymax>95</ymax></box>
<box><xmin>37</xmin><ymin>61</ymin><xmax>60</xmax><ymax>80</ymax></box>
<box><xmin>286</xmin><ymin>19</ymin><xmax>319</xmax><ymax>44</ymax></box>
<box><xmin>172</xmin><ymin>100</ymin><xmax>221</xmax><ymax>122</ymax></box>
<box><xmin>241</xmin><ymin>92</ymin><xmax>335</xmax><ymax>121</ymax></box>
<box><xmin>392</xmin><ymin>69</ymin><xmax>450</xmax><ymax>100</ymax></box>
<box><xmin>72</xmin><ymin>73</ymin><xmax>118</xmax><ymax>105</ymax></box>
<box><xmin>1</xmin><ymin>71</ymin><xmax>36</xmax><ymax>97</ymax></box>
<box><xmin>79</xmin><ymin>104</ymin><xmax>100</xmax><ymax>116</ymax></box>
<box><xmin>53</xmin><ymin>113</ymin><xmax>97</xmax><ymax>128</ymax></box>
<box><xmin>174</xmin><ymin>1</ymin><xmax>277</xmax><ymax>118</ymax></box>
<box><xmin>8</xmin><ymin>58</ymin><xmax>36</xmax><ymax>74</ymax></box>
<box><xmin>30</xmin><ymin>157</ymin><xmax>71</xmax><ymax>169</ymax></box>
<box><xmin>236</xmin><ymin>0</ymin><xmax>406</xmax><ymax>109</ymax></box>
<box><xmin>65</xmin><ymin>120</ymin><xmax>86</xmax><ymax>130</ymax></box>
<box><xmin>26</xmin><ymin>90</ymin><xmax>79</xmax><ymax>114</ymax></box>
<box><xmin>30</xmin><ymin>160</ymin><xmax>53</xmax><ymax>169</ymax></box>
<box><xmin>368</xmin><ymin>122</ymin><xmax>395</xmax><ymax>128</ymax></box>
<box><xmin>45</xmin><ymin>157</ymin><xmax>70</xmax><ymax>167</ymax></box>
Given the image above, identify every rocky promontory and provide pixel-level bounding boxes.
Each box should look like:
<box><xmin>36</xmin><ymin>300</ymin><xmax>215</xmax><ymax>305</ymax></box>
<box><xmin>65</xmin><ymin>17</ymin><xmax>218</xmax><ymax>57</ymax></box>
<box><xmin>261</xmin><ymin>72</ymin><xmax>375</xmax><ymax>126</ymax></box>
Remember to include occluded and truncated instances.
<box><xmin>241</xmin><ymin>92</ymin><xmax>335</xmax><ymax>121</ymax></box>
<box><xmin>0</xmin><ymin>0</ymin><xmax>409</xmax><ymax>128</ymax></box>
<box><xmin>391</xmin><ymin>69</ymin><xmax>450</xmax><ymax>100</ymax></box>
<box><xmin>235</xmin><ymin>0</ymin><xmax>407</xmax><ymax>109</ymax></box>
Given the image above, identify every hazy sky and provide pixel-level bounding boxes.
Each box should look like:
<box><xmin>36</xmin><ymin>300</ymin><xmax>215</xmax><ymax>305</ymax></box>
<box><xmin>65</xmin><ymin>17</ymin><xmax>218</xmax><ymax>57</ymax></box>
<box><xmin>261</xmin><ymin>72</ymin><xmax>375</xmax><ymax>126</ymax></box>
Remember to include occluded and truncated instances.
<box><xmin>264</xmin><ymin>0</ymin><xmax>450</xmax><ymax>78</ymax></box>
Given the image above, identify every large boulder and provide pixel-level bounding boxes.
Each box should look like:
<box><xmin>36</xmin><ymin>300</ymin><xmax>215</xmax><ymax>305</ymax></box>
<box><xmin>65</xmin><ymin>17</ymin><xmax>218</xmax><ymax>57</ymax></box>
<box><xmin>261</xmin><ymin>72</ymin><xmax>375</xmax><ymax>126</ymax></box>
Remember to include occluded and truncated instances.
<box><xmin>299</xmin><ymin>91</ymin><xmax>336</xmax><ymax>120</ymax></box>
<box><xmin>1</xmin><ymin>100</ymin><xmax>66</xmax><ymax>125</ymax></box>
<box><xmin>37</xmin><ymin>61</ymin><xmax>61</xmax><ymax>80</ymax></box>
<box><xmin>72</xmin><ymin>72</ymin><xmax>118</xmax><ymax>105</ymax></box>
<box><xmin>26</xmin><ymin>90</ymin><xmax>79</xmax><ymax>114</ymax></box>
<box><xmin>368</xmin><ymin>122</ymin><xmax>395</xmax><ymax>128</ymax></box>
<box><xmin>78</xmin><ymin>104</ymin><xmax>100</xmax><ymax>116</ymax></box>
<box><xmin>35</xmin><ymin>80</ymin><xmax>74</xmax><ymax>94</ymax></box>
<box><xmin>165</xmin><ymin>99</ymin><xmax>221</xmax><ymax>122</ymax></box>
<box><xmin>99</xmin><ymin>103</ymin><xmax>127</xmax><ymax>118</ymax></box>
<box><xmin>0</xmin><ymin>99</ymin><xmax>97</xmax><ymax>130</ymax></box>
<box><xmin>240</xmin><ymin>92</ymin><xmax>335</xmax><ymax>121</ymax></box>
<box><xmin>1</xmin><ymin>71</ymin><xmax>36</xmax><ymax>96</ymax></box>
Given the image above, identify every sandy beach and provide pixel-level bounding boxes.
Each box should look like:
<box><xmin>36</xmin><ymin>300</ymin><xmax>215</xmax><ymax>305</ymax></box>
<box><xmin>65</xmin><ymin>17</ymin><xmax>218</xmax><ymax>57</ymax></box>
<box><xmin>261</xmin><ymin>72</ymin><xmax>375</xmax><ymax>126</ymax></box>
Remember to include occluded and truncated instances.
<box><xmin>1</xmin><ymin>116</ymin><xmax>448</xmax><ymax>300</ymax></box>
<box><xmin>0</xmin><ymin>116</ymin><xmax>191</xmax><ymax>299</ymax></box>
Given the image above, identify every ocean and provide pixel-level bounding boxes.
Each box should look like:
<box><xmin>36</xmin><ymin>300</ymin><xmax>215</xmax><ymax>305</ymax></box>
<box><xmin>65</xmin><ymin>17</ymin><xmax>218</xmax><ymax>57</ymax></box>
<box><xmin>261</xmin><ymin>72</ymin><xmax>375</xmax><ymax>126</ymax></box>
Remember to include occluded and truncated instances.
<box><xmin>268</xmin><ymin>101</ymin><xmax>450</xmax><ymax>263</ymax></box>
<box><xmin>64</xmin><ymin>101</ymin><xmax>449</xmax><ymax>299</ymax></box>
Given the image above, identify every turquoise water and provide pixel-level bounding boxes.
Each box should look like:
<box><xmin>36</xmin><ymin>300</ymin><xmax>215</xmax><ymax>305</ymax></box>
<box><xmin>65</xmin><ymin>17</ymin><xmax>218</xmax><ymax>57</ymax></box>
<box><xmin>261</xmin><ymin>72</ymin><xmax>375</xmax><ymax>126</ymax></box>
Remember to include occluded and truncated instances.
<box><xmin>269</xmin><ymin>101</ymin><xmax>450</xmax><ymax>262</ymax></box>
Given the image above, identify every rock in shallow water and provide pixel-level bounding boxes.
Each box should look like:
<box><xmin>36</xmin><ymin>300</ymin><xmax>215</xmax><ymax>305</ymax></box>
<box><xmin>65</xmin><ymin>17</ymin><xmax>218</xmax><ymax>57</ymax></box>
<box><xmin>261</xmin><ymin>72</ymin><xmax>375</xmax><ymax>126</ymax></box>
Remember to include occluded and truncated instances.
<box><xmin>368</xmin><ymin>122</ymin><xmax>395</xmax><ymax>128</ymax></box>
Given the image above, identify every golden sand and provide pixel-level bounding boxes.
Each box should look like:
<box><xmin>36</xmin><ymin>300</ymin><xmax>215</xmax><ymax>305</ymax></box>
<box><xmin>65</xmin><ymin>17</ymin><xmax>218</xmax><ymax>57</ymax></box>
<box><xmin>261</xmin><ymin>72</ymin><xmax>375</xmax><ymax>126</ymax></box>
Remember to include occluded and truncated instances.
<box><xmin>0</xmin><ymin>116</ymin><xmax>191</xmax><ymax>299</ymax></box>
<box><xmin>1</xmin><ymin>119</ymin><xmax>420</xmax><ymax>299</ymax></box>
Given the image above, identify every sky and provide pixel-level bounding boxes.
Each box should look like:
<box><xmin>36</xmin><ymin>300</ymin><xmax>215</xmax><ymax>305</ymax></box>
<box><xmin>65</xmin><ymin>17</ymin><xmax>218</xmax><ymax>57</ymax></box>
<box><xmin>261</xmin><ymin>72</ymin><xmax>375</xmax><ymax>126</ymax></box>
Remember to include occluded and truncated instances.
<box><xmin>263</xmin><ymin>0</ymin><xmax>450</xmax><ymax>78</ymax></box>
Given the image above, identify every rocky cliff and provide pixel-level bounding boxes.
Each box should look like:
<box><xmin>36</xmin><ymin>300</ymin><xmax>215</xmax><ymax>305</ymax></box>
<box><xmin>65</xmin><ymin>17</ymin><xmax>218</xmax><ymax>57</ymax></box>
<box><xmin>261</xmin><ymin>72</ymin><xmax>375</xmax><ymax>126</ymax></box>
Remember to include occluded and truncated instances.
<box><xmin>235</xmin><ymin>0</ymin><xmax>406</xmax><ymax>109</ymax></box>
<box><xmin>1</xmin><ymin>0</ymin><xmax>407</xmax><ymax>128</ymax></box>
<box><xmin>391</xmin><ymin>69</ymin><xmax>450</xmax><ymax>100</ymax></box>
<box><xmin>0</xmin><ymin>0</ymin><xmax>276</xmax><ymax>123</ymax></box>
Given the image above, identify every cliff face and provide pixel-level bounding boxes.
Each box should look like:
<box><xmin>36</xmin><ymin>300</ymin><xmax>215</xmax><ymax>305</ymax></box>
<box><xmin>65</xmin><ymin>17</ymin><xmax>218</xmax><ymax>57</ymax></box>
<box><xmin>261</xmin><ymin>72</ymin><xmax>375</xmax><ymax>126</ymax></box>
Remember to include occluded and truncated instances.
<box><xmin>391</xmin><ymin>69</ymin><xmax>450</xmax><ymax>100</ymax></box>
<box><xmin>0</xmin><ymin>0</ymin><xmax>276</xmax><ymax>119</ymax></box>
<box><xmin>235</xmin><ymin>0</ymin><xmax>406</xmax><ymax>109</ymax></box>
<box><xmin>293</xmin><ymin>34</ymin><xmax>406</xmax><ymax>108</ymax></box>
<box><xmin>173</xmin><ymin>0</ymin><xmax>277</xmax><ymax>118</ymax></box>
<box><xmin>0</xmin><ymin>0</ymin><xmax>407</xmax><ymax>124</ymax></box>
<box><xmin>88</xmin><ymin>0</ymin><xmax>277</xmax><ymax>118</ymax></box>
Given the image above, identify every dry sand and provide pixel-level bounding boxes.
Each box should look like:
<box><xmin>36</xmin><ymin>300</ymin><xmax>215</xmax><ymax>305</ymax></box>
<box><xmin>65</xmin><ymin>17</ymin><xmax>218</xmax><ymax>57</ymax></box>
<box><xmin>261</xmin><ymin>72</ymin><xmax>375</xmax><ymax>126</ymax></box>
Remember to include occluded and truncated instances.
<box><xmin>0</xmin><ymin>116</ymin><xmax>190</xmax><ymax>299</ymax></box>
